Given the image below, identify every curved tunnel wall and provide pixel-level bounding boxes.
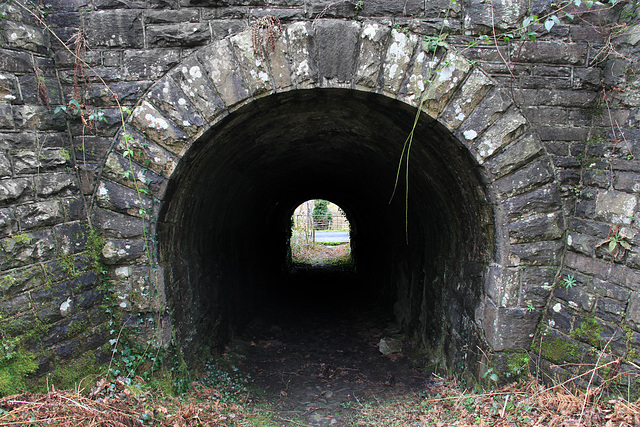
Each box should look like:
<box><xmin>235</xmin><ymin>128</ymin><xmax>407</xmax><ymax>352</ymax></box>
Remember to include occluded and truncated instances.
<box><xmin>157</xmin><ymin>88</ymin><xmax>492</xmax><ymax>371</ymax></box>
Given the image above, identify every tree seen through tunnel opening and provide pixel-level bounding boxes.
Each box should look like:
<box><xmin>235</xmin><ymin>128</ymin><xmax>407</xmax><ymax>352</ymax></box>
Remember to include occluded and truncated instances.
<box><xmin>289</xmin><ymin>199</ymin><xmax>353</xmax><ymax>270</ymax></box>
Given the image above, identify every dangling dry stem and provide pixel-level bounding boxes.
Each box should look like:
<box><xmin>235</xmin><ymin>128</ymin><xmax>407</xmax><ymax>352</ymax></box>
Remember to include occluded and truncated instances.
<box><xmin>251</xmin><ymin>15</ymin><xmax>283</xmax><ymax>60</ymax></box>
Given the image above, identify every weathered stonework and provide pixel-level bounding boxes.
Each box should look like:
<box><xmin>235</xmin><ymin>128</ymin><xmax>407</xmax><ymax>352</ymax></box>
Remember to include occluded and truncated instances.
<box><xmin>0</xmin><ymin>0</ymin><xmax>638</xmax><ymax>389</ymax></box>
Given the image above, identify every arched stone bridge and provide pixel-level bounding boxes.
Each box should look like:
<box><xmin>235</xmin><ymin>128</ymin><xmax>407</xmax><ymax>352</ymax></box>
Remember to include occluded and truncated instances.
<box><xmin>0</xmin><ymin>0</ymin><xmax>638</xmax><ymax>386</ymax></box>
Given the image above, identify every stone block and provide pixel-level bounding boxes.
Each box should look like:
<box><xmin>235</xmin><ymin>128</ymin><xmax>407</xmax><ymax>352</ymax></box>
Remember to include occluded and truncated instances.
<box><xmin>249</xmin><ymin>7</ymin><xmax>305</xmax><ymax>21</ymax></box>
<box><xmin>595</xmin><ymin>297</ymin><xmax>628</xmax><ymax>324</ymax></box>
<box><xmin>146</xmin><ymin>77</ymin><xmax>205</xmax><ymax>137</ymax></box>
<box><xmin>210</xmin><ymin>20</ymin><xmax>248</xmax><ymax>40</ymax></box>
<box><xmin>145</xmin><ymin>9</ymin><xmax>200</xmax><ymax>23</ymax></box>
<box><xmin>553</xmin><ymin>284</ymin><xmax>595</xmax><ymax>311</ymax></box>
<box><xmin>0</xmin><ymin>293</ymin><xmax>31</xmax><ymax>317</ymax></box>
<box><xmin>563</xmin><ymin>252</ymin><xmax>611</xmax><ymax>281</ymax></box>
<box><xmin>0</xmin><ymin>264</ymin><xmax>43</xmax><ymax>297</ymax></box>
<box><xmin>537</xmin><ymin>126</ymin><xmax>589</xmax><ymax>141</ymax></box>
<box><xmin>439</xmin><ymin>69</ymin><xmax>494</xmax><ymax>131</ymax></box>
<box><xmin>484</xmin><ymin>133</ymin><xmax>543</xmax><ymax>179</ymax></box>
<box><xmin>503</xmin><ymin>184</ymin><xmax>562</xmax><ymax>221</ymax></box>
<box><xmin>87</xmin><ymin>10</ymin><xmax>143</xmax><ymax>48</ymax></box>
<box><xmin>566</xmin><ymin>232</ymin><xmax>597</xmax><ymax>257</ymax></box>
<box><xmin>45</xmin><ymin>0</ymin><xmax>89</xmax><ymax>12</ymax></box>
<box><xmin>306</xmin><ymin>1</ymin><xmax>357</xmax><ymax>19</ymax></box>
<box><xmin>381</xmin><ymin>29</ymin><xmax>418</xmax><ymax>94</ymax></box>
<box><xmin>72</xmin><ymin>136</ymin><xmax>112</xmax><ymax>162</ymax></box>
<box><xmin>596</xmin><ymin>321</ymin><xmax>627</xmax><ymax>357</ymax></box>
<box><xmin>18</xmin><ymin>73</ymin><xmax>62</xmax><ymax>106</ymax></box>
<box><xmin>582</xmin><ymin>169</ymin><xmax>611</xmax><ymax>189</ymax></box>
<box><xmin>483</xmin><ymin>265</ymin><xmax>520</xmax><ymax>308</ymax></box>
<box><xmin>102</xmin><ymin>151</ymin><xmax>168</xmax><ymax>199</ymax></box>
<box><xmin>548</xmin><ymin>305</ymin><xmax>573</xmax><ymax>334</ymax></box>
<box><xmin>522</xmin><ymin>267</ymin><xmax>556</xmax><ymax>287</ymax></box>
<box><xmin>129</xmin><ymin>266</ymin><xmax>163</xmax><ymax>312</ymax></box>
<box><xmin>358</xmin><ymin>0</ymin><xmax>425</xmax><ymax>17</ymax></box>
<box><xmin>613</xmin><ymin>171</ymin><xmax>640</xmax><ymax>193</ymax></box>
<box><xmin>84</xmin><ymin>81</ymin><xmax>152</xmax><ymax>107</ymax></box>
<box><xmin>464</xmin><ymin>0</ymin><xmax>527</xmax><ymax>31</ymax></box>
<box><xmin>574</xmin><ymin>197</ymin><xmax>595</xmax><ymax>219</ymax></box>
<box><xmin>53</xmin><ymin>221</ymin><xmax>87</xmax><ymax>255</ymax></box>
<box><xmin>0</xmin><ymin>48</ymin><xmax>33</xmax><ymax>73</ymax></box>
<box><xmin>0</xmin><ymin>20</ymin><xmax>48</xmax><ymax>54</ymax></box>
<box><xmin>62</xmin><ymin>198</ymin><xmax>86</xmax><ymax>222</ymax></box>
<box><xmin>494</xmin><ymin>158</ymin><xmax>554</xmax><ymax>198</ymax></box>
<box><xmin>147</xmin><ymin>23</ymin><xmax>211</xmax><ymax>47</ymax></box>
<box><xmin>202</xmin><ymin>7</ymin><xmax>247</xmax><ymax>20</ymax></box>
<box><xmin>626</xmin><ymin>292</ymin><xmax>640</xmax><ymax>331</ymax></box>
<box><xmin>12</xmin><ymin>105</ymin><xmax>66</xmax><ymax>131</ymax></box>
<box><xmin>130</xmin><ymin>100</ymin><xmax>190</xmax><ymax>156</ymax></box>
<box><xmin>594</xmin><ymin>190</ymin><xmax>637</xmax><ymax>226</ymax></box>
<box><xmin>96</xmin><ymin>180</ymin><xmax>153</xmax><ymax>218</ymax></box>
<box><xmin>0</xmin><ymin>72</ymin><xmax>19</xmax><ymax>104</ymax></box>
<box><xmin>91</xmin><ymin>208</ymin><xmax>145</xmax><ymax>239</ymax></box>
<box><xmin>0</xmin><ymin>133</ymin><xmax>37</xmax><ymax>150</ymax></box>
<box><xmin>455</xmin><ymin>89</ymin><xmax>512</xmax><ymax>145</ymax></box>
<box><xmin>509</xmin><ymin>212</ymin><xmax>563</xmax><ymax>244</ymax></box>
<box><xmin>286</xmin><ymin>22</ymin><xmax>318</xmax><ymax>88</ymax></box>
<box><xmin>590</xmin><ymin>278</ymin><xmax>631</xmax><ymax>302</ymax></box>
<box><xmin>0</xmin><ymin>230</ymin><xmax>56</xmax><ymax>270</ymax></box>
<box><xmin>314</xmin><ymin>20</ymin><xmax>360</xmax><ymax>84</ymax></box>
<box><xmin>197</xmin><ymin>39</ymin><xmax>250</xmax><ymax>106</ymax></box>
<box><xmin>0</xmin><ymin>208</ymin><xmax>17</xmax><ymax>237</ymax></box>
<box><xmin>522</xmin><ymin>106</ymin><xmax>569</xmax><ymax>125</ymax></box>
<box><xmin>266</xmin><ymin>33</ymin><xmax>292</xmax><ymax>91</ymax></box>
<box><xmin>522</xmin><ymin>283</ymin><xmax>553</xmax><ymax>309</ymax></box>
<box><xmin>122</xmin><ymin>49</ymin><xmax>180</xmax><ymax>81</ymax></box>
<box><xmin>13</xmin><ymin>148</ymin><xmax>69</xmax><ymax>175</ymax></box>
<box><xmin>230</xmin><ymin>30</ymin><xmax>273</xmax><ymax>96</ymax></box>
<box><xmin>16</xmin><ymin>200</ymin><xmax>65</xmax><ymax>230</ymax></box>
<box><xmin>0</xmin><ymin>153</ymin><xmax>10</xmax><ymax>178</ymax></box>
<box><xmin>419</xmin><ymin>51</ymin><xmax>470</xmax><ymax>117</ymax></box>
<box><xmin>354</xmin><ymin>22</ymin><xmax>389</xmax><ymax>88</ymax></box>
<box><xmin>482</xmin><ymin>299</ymin><xmax>540</xmax><ymax>350</ymax></box>
<box><xmin>0</xmin><ymin>178</ymin><xmax>32</xmax><ymax>206</ymax></box>
<box><xmin>607</xmin><ymin>263</ymin><xmax>640</xmax><ymax>292</ymax></box>
<box><xmin>170</xmin><ymin>56</ymin><xmax>227</xmax><ymax>122</ymax></box>
<box><xmin>101</xmin><ymin>238</ymin><xmax>145</xmax><ymax>265</ymax></box>
<box><xmin>517</xmin><ymin>41</ymin><xmax>587</xmax><ymax>66</ymax></box>
<box><xmin>509</xmin><ymin>241</ymin><xmax>563</xmax><ymax>267</ymax></box>
<box><xmin>35</xmin><ymin>173</ymin><xmax>78</xmax><ymax>198</ymax></box>
<box><xmin>572</xmin><ymin>67</ymin><xmax>602</xmax><ymax>90</ymax></box>
<box><xmin>0</xmin><ymin>104</ymin><xmax>14</xmax><ymax>129</ymax></box>
<box><xmin>115</xmin><ymin>130</ymin><xmax>178</xmax><ymax>179</ymax></box>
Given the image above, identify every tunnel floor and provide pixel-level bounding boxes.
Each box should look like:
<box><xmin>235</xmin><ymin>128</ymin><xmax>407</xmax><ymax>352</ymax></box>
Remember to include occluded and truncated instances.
<box><xmin>223</xmin><ymin>266</ymin><xmax>434</xmax><ymax>426</ymax></box>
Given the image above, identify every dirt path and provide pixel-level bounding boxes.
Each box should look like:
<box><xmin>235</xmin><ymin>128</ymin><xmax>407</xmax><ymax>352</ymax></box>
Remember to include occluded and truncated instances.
<box><xmin>231</xmin><ymin>267</ymin><xmax>432</xmax><ymax>426</ymax></box>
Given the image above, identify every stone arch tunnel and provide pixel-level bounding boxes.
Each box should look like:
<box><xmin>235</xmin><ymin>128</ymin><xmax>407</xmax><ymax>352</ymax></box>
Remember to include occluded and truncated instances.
<box><xmin>157</xmin><ymin>88</ymin><xmax>492</xmax><ymax>370</ymax></box>
<box><xmin>93</xmin><ymin>21</ymin><xmax>564</xmax><ymax>376</ymax></box>
<box><xmin>10</xmin><ymin>1</ymin><xmax>640</xmax><ymax>388</ymax></box>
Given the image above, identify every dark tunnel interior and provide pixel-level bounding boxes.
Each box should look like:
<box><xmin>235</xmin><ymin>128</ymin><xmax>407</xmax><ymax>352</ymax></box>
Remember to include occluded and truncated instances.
<box><xmin>157</xmin><ymin>88</ymin><xmax>494</xmax><ymax>374</ymax></box>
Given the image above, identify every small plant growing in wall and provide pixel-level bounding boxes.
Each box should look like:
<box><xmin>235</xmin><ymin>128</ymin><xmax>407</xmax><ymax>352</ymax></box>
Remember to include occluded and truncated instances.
<box><xmin>596</xmin><ymin>224</ymin><xmax>631</xmax><ymax>262</ymax></box>
<box><xmin>563</xmin><ymin>274</ymin><xmax>577</xmax><ymax>290</ymax></box>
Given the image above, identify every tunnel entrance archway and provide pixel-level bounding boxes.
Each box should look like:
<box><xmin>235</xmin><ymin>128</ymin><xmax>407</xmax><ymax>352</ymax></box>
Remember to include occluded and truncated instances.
<box><xmin>96</xmin><ymin>21</ymin><xmax>563</xmax><ymax>378</ymax></box>
<box><xmin>156</xmin><ymin>88</ymin><xmax>492</xmax><ymax>373</ymax></box>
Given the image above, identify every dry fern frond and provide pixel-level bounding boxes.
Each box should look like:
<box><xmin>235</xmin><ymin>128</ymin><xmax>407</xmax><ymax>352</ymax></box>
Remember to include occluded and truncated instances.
<box><xmin>251</xmin><ymin>15</ymin><xmax>283</xmax><ymax>59</ymax></box>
